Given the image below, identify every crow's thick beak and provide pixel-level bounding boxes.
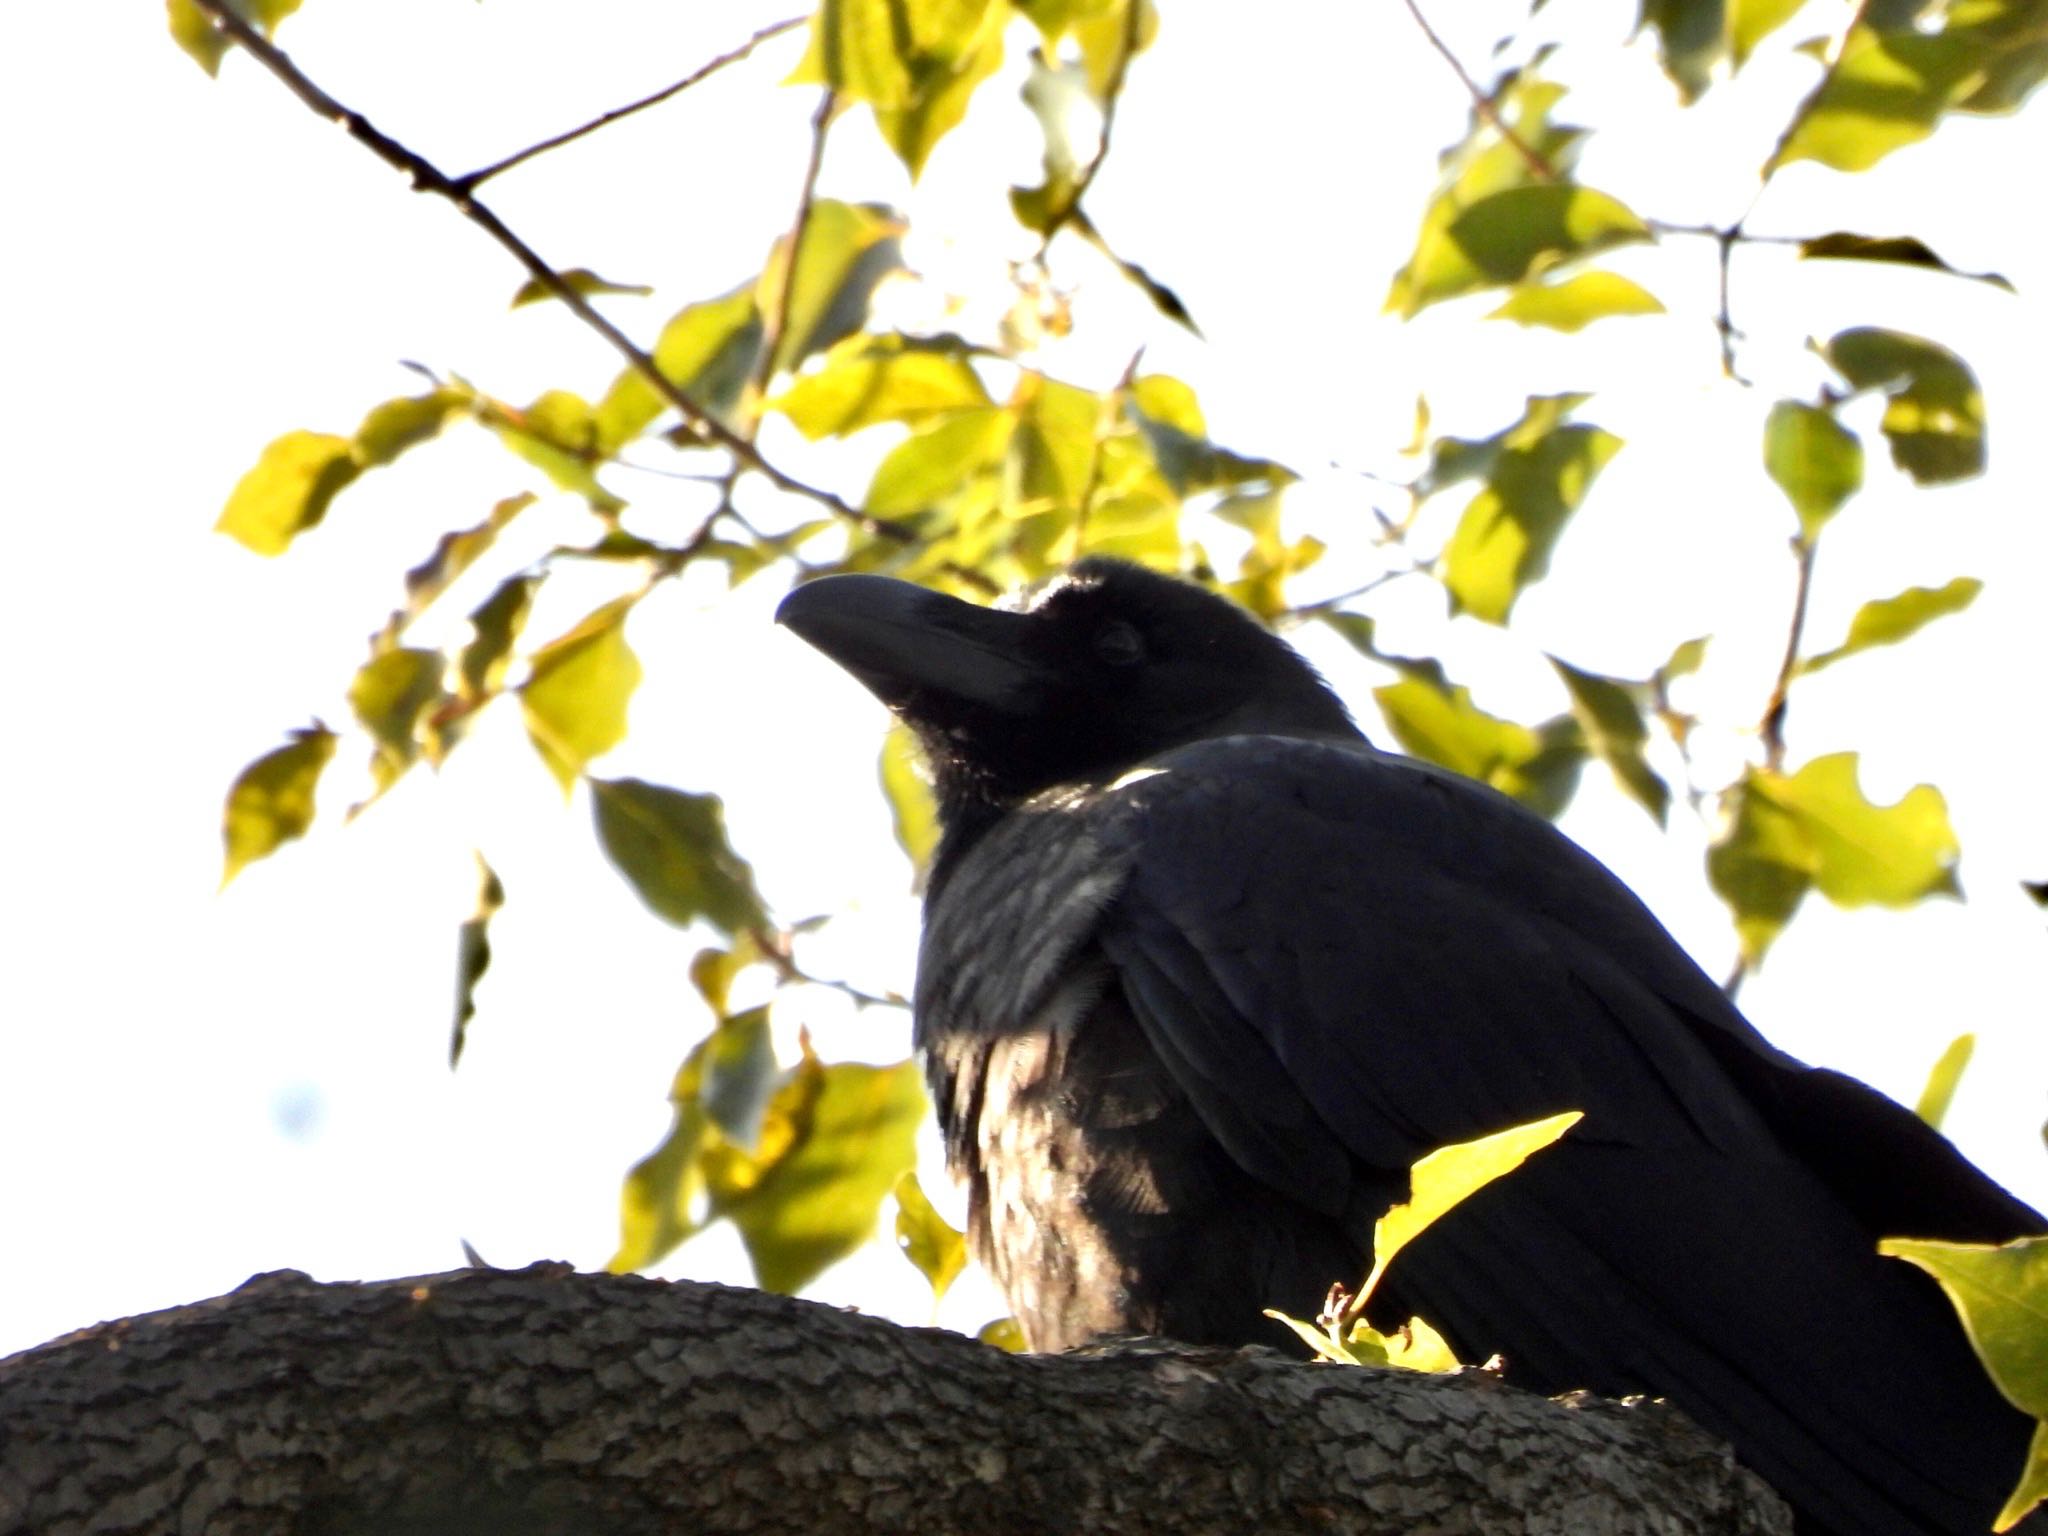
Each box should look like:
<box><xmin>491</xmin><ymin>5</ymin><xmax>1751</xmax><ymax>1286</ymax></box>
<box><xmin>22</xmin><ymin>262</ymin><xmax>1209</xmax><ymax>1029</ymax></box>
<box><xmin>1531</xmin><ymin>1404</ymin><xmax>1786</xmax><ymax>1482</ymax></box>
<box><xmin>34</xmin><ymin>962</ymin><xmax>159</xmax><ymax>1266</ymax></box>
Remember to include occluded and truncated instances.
<box><xmin>776</xmin><ymin>574</ymin><xmax>1040</xmax><ymax>716</ymax></box>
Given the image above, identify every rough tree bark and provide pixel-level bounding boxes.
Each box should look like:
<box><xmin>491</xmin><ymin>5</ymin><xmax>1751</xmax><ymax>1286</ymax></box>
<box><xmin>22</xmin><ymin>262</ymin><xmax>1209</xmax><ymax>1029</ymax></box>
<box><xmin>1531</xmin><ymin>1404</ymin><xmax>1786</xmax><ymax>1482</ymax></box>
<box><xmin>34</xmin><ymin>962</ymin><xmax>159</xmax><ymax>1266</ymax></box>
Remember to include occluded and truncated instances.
<box><xmin>0</xmin><ymin>1264</ymin><xmax>1787</xmax><ymax>1536</ymax></box>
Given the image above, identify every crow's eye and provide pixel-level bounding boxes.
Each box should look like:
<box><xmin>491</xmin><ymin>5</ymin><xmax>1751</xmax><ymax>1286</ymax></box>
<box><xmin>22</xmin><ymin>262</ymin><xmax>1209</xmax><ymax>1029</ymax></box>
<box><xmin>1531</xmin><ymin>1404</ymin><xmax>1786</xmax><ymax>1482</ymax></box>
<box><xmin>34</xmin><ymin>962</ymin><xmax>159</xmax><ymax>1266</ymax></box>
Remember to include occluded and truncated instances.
<box><xmin>1094</xmin><ymin>621</ymin><xmax>1145</xmax><ymax>667</ymax></box>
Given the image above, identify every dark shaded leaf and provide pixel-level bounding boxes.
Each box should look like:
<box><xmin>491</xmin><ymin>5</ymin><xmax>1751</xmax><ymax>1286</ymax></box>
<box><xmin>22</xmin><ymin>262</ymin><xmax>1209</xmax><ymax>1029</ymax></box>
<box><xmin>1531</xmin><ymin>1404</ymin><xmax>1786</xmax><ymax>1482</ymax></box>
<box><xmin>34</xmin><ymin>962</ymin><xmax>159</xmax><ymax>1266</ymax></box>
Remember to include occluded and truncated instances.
<box><xmin>391</xmin><ymin>493</ymin><xmax>536</xmax><ymax>638</ymax></box>
<box><xmin>591</xmin><ymin>777</ymin><xmax>769</xmax><ymax>937</ymax></box>
<box><xmin>1773</xmin><ymin>25</ymin><xmax>1983</xmax><ymax>172</ymax></box>
<box><xmin>1824</xmin><ymin>328</ymin><xmax>1986</xmax><ymax>483</ymax></box>
<box><xmin>1549</xmin><ymin>658</ymin><xmax>1670</xmax><ymax>825</ymax></box>
<box><xmin>1798</xmin><ymin>233</ymin><xmax>2013</xmax><ymax>291</ymax></box>
<box><xmin>354</xmin><ymin>389</ymin><xmax>469</xmax><ymax>467</ymax></box>
<box><xmin>347</xmin><ymin>646</ymin><xmax>445</xmax><ymax>796</ymax></box>
<box><xmin>695</xmin><ymin>1006</ymin><xmax>779</xmax><ymax>1152</ymax></box>
<box><xmin>450</xmin><ymin>855</ymin><xmax>504</xmax><ymax>1069</ymax></box>
<box><xmin>221</xmin><ymin>726</ymin><xmax>336</xmax><ymax>885</ymax></box>
<box><xmin>1400</xmin><ymin>184</ymin><xmax>1648</xmax><ymax>315</ymax></box>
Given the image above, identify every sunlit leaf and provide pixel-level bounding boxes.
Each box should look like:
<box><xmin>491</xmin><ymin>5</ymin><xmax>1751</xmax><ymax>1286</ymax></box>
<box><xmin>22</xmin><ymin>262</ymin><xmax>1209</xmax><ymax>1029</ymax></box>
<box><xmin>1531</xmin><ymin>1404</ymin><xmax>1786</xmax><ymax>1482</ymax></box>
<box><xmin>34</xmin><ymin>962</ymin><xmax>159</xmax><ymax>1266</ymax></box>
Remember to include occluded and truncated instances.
<box><xmin>450</xmin><ymin>855</ymin><xmax>504</xmax><ymax>1069</ymax></box>
<box><xmin>880</xmin><ymin>722</ymin><xmax>941</xmax><ymax>884</ymax></box>
<box><xmin>519</xmin><ymin>597</ymin><xmax>641</xmax><ymax>793</ymax></box>
<box><xmin>1880</xmin><ymin>1234</ymin><xmax>2048</xmax><ymax>1531</ymax></box>
<box><xmin>591</xmin><ymin>777</ymin><xmax>769</xmax><ymax>937</ymax></box>
<box><xmin>354</xmin><ymin>389</ymin><xmax>469</xmax><ymax>467</ymax></box>
<box><xmin>895</xmin><ymin>1169</ymin><xmax>968</xmax><ymax>1305</ymax></box>
<box><xmin>1399</xmin><ymin>184</ymin><xmax>1649</xmax><ymax>315</ymax></box>
<box><xmin>865</xmin><ymin>407</ymin><xmax>1016</xmax><ymax>517</ymax></box>
<box><xmin>1773</xmin><ymin>25</ymin><xmax>1982</xmax><ymax>172</ymax></box>
<box><xmin>1438</xmin><ymin>407</ymin><xmax>1622</xmax><ymax>624</ymax></box>
<box><xmin>510</xmin><ymin>267</ymin><xmax>654</xmax><ymax>308</ymax></box>
<box><xmin>696</xmin><ymin>1006</ymin><xmax>779</xmax><ymax>1151</ymax></box>
<box><xmin>978</xmin><ymin>1316</ymin><xmax>1028</xmax><ymax>1352</ymax></box>
<box><xmin>390</xmin><ymin>493</ymin><xmax>535</xmax><ymax>638</ymax></box>
<box><xmin>1914</xmin><ymin>1032</ymin><xmax>1976</xmax><ymax>1130</ymax></box>
<box><xmin>1802</xmin><ymin>576</ymin><xmax>1982</xmax><ymax>673</ymax></box>
<box><xmin>768</xmin><ymin>199</ymin><xmax>906</xmax><ymax>375</ymax></box>
<box><xmin>1549</xmin><ymin>658</ymin><xmax>1669</xmax><ymax>825</ymax></box>
<box><xmin>1659</xmin><ymin>634</ymin><xmax>1711</xmax><ymax>685</ymax></box>
<box><xmin>595</xmin><ymin>286</ymin><xmax>762</xmax><ymax>450</ymax></box>
<box><xmin>1824</xmin><ymin>328</ymin><xmax>1985</xmax><ymax>484</ymax></box>
<box><xmin>1488</xmin><ymin>270</ymin><xmax>1665</xmax><ymax>331</ymax></box>
<box><xmin>797</xmin><ymin>0</ymin><xmax>1007</xmax><ymax>174</ymax></box>
<box><xmin>707</xmin><ymin>1049</ymin><xmax>928</xmax><ymax>1294</ymax></box>
<box><xmin>1732</xmin><ymin>0</ymin><xmax>1808</xmax><ymax>68</ymax></box>
<box><xmin>1763</xmin><ymin>400</ymin><xmax>1864</xmax><ymax>543</ymax></box>
<box><xmin>1710</xmin><ymin>754</ymin><xmax>1959</xmax><ymax>965</ymax></box>
<box><xmin>166</xmin><ymin>0</ymin><xmax>303</xmax><ymax>75</ymax></box>
<box><xmin>221</xmin><ymin>726</ymin><xmax>336</xmax><ymax>885</ymax></box>
<box><xmin>775</xmin><ymin>333</ymin><xmax>993</xmax><ymax>438</ymax></box>
<box><xmin>490</xmin><ymin>390</ymin><xmax>622</xmax><ymax>512</ymax></box>
<box><xmin>1798</xmin><ymin>233</ymin><xmax>2013</xmax><ymax>290</ymax></box>
<box><xmin>1374</xmin><ymin>670</ymin><xmax>1584</xmax><ymax>820</ymax></box>
<box><xmin>216</xmin><ymin>431</ymin><xmax>361</xmax><ymax>556</ymax></box>
<box><xmin>1127</xmin><ymin>376</ymin><xmax>1293</xmax><ymax>495</ymax></box>
<box><xmin>347</xmin><ymin>646</ymin><xmax>445</xmax><ymax>795</ymax></box>
<box><xmin>1349</xmin><ymin>1112</ymin><xmax>1582</xmax><ymax>1316</ymax></box>
<box><xmin>1387</xmin><ymin>72</ymin><xmax>1590</xmax><ymax>318</ymax></box>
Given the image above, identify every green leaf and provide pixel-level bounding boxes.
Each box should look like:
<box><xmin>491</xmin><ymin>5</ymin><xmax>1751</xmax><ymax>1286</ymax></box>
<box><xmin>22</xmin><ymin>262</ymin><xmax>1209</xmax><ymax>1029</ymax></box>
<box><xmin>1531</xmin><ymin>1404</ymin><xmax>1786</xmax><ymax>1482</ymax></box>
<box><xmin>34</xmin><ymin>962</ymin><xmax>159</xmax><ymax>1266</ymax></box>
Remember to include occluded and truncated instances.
<box><xmin>1773</xmin><ymin>25</ymin><xmax>1983</xmax><ymax>172</ymax></box>
<box><xmin>1797</xmin><ymin>233</ymin><xmax>2013</xmax><ymax>290</ymax></box>
<box><xmin>591</xmin><ymin>777</ymin><xmax>769</xmax><ymax>938</ymax></box>
<box><xmin>695</xmin><ymin>1006</ymin><xmax>780</xmax><ymax>1151</ymax></box>
<box><xmin>215</xmin><ymin>431</ymin><xmax>361</xmax><ymax>556</ymax></box>
<box><xmin>1880</xmin><ymin>1234</ymin><xmax>2048</xmax><ymax>1531</ymax></box>
<box><xmin>450</xmin><ymin>855</ymin><xmax>504</xmax><ymax>1069</ymax></box>
<box><xmin>456</xmin><ymin>574</ymin><xmax>539</xmax><ymax>705</ymax></box>
<box><xmin>1802</xmin><ymin>576</ymin><xmax>1982</xmax><ymax>674</ymax></box>
<box><xmin>1732</xmin><ymin>0</ymin><xmax>1809</xmax><ymax>68</ymax></box>
<box><xmin>978</xmin><ymin>1316</ymin><xmax>1028</xmax><ymax>1352</ymax></box>
<box><xmin>1710</xmin><ymin>754</ymin><xmax>1960</xmax><ymax>965</ymax></box>
<box><xmin>595</xmin><ymin>287</ymin><xmax>762</xmax><ymax>450</ymax></box>
<box><xmin>1401</xmin><ymin>184</ymin><xmax>1649</xmax><ymax>314</ymax></box>
<box><xmin>354</xmin><ymin>389</ymin><xmax>469</xmax><ymax>468</ymax></box>
<box><xmin>1914</xmin><ymin>1032</ymin><xmax>1976</xmax><ymax>1130</ymax></box>
<box><xmin>1436</xmin><ymin>400</ymin><xmax>1622</xmax><ymax>624</ymax></box>
<box><xmin>865</xmin><ymin>407</ymin><xmax>1016</xmax><ymax>517</ymax></box>
<box><xmin>519</xmin><ymin>598</ymin><xmax>641</xmax><ymax>793</ymax></box>
<box><xmin>510</xmin><ymin>267</ymin><xmax>654</xmax><ymax>309</ymax></box>
<box><xmin>392</xmin><ymin>493</ymin><xmax>535</xmax><ymax>638</ymax></box>
<box><xmin>767</xmin><ymin>199</ymin><xmax>906</xmax><ymax>376</ymax></box>
<box><xmin>1374</xmin><ymin>671</ymin><xmax>1585</xmax><ymax>820</ymax></box>
<box><xmin>796</xmin><ymin>0</ymin><xmax>1007</xmax><ymax>175</ymax></box>
<box><xmin>221</xmin><ymin>726</ymin><xmax>337</xmax><ymax>885</ymax></box>
<box><xmin>347</xmin><ymin>646</ymin><xmax>445</xmax><ymax>795</ymax></box>
<box><xmin>706</xmin><ymin>1049</ymin><xmax>928</xmax><ymax>1294</ymax></box>
<box><xmin>1549</xmin><ymin>658</ymin><xmax>1670</xmax><ymax>825</ymax></box>
<box><xmin>491</xmin><ymin>390</ymin><xmax>622</xmax><ymax>512</ymax></box>
<box><xmin>1639</xmin><ymin>0</ymin><xmax>1727</xmax><ymax>101</ymax></box>
<box><xmin>1127</xmin><ymin>376</ymin><xmax>1294</xmax><ymax>496</ymax></box>
<box><xmin>775</xmin><ymin>333</ymin><xmax>993</xmax><ymax>438</ymax></box>
<box><xmin>894</xmin><ymin>1169</ymin><xmax>967</xmax><ymax>1304</ymax></box>
<box><xmin>1659</xmin><ymin>634</ymin><xmax>1711</xmax><ymax>685</ymax></box>
<box><xmin>880</xmin><ymin>723</ymin><xmax>941</xmax><ymax>883</ymax></box>
<box><xmin>612</xmin><ymin>1014</ymin><xmax>759</xmax><ymax>1271</ymax></box>
<box><xmin>1488</xmin><ymin>270</ymin><xmax>1665</xmax><ymax>331</ymax></box>
<box><xmin>1763</xmin><ymin>400</ymin><xmax>1864</xmax><ymax>542</ymax></box>
<box><xmin>1351</xmin><ymin>1112</ymin><xmax>1582</xmax><ymax>1315</ymax></box>
<box><xmin>1824</xmin><ymin>328</ymin><xmax>1985</xmax><ymax>484</ymax></box>
<box><xmin>166</xmin><ymin>0</ymin><xmax>303</xmax><ymax>75</ymax></box>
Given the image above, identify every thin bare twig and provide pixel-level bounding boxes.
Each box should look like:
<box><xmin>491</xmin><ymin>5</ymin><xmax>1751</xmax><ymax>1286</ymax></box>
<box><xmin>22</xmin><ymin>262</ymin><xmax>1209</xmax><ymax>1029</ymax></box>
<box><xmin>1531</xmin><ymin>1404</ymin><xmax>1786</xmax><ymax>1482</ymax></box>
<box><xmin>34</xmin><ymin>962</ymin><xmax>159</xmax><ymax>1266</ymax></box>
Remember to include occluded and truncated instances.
<box><xmin>1758</xmin><ymin>535</ymin><xmax>1819</xmax><ymax>772</ymax></box>
<box><xmin>455</xmin><ymin>17</ymin><xmax>807</xmax><ymax>190</ymax></box>
<box><xmin>1400</xmin><ymin>0</ymin><xmax>1555</xmax><ymax>182</ymax></box>
<box><xmin>1035</xmin><ymin>0</ymin><xmax>1145</xmax><ymax>251</ymax></box>
<box><xmin>185</xmin><ymin>3</ymin><xmax>910</xmax><ymax>542</ymax></box>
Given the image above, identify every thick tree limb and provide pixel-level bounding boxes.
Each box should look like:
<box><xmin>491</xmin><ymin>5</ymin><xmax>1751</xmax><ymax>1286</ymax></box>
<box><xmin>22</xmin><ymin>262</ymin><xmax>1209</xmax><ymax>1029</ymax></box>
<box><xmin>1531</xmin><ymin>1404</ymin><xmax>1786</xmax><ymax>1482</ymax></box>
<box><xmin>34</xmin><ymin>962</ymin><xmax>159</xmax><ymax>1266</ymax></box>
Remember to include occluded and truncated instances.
<box><xmin>0</xmin><ymin>1264</ymin><xmax>1786</xmax><ymax>1536</ymax></box>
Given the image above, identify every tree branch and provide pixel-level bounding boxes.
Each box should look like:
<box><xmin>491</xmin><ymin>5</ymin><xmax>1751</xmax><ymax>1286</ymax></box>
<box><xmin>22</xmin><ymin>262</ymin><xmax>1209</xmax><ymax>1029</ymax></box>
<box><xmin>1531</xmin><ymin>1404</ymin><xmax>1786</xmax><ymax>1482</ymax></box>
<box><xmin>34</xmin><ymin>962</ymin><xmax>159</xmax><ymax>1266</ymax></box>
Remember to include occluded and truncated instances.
<box><xmin>183</xmin><ymin>2</ymin><xmax>910</xmax><ymax>543</ymax></box>
<box><xmin>0</xmin><ymin>1266</ymin><xmax>1790</xmax><ymax>1536</ymax></box>
<box><xmin>1400</xmin><ymin>0</ymin><xmax>1556</xmax><ymax>182</ymax></box>
<box><xmin>454</xmin><ymin>17</ymin><xmax>809</xmax><ymax>191</ymax></box>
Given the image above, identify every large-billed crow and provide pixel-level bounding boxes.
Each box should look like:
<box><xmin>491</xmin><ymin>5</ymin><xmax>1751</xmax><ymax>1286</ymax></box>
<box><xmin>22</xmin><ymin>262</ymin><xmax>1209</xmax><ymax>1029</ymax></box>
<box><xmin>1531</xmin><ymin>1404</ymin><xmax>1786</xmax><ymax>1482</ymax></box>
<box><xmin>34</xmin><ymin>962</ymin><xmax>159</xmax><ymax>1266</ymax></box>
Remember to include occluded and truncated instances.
<box><xmin>777</xmin><ymin>557</ymin><xmax>2042</xmax><ymax>1536</ymax></box>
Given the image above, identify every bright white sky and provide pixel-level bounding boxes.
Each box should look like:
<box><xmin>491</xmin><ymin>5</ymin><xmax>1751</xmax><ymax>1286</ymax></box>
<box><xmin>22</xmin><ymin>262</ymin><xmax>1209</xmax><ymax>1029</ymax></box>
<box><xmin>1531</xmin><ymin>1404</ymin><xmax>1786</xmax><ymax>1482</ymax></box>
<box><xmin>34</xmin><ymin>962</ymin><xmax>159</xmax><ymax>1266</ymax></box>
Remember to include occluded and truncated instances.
<box><xmin>2</xmin><ymin>1</ymin><xmax>2043</xmax><ymax>1359</ymax></box>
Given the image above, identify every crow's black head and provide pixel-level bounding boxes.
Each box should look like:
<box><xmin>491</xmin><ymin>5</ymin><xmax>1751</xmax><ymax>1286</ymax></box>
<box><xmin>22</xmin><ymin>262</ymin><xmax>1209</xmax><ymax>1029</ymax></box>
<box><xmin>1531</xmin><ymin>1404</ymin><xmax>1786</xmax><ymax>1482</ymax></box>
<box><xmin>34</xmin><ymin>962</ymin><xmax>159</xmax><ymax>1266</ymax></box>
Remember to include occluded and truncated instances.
<box><xmin>777</xmin><ymin>558</ymin><xmax>1360</xmax><ymax>819</ymax></box>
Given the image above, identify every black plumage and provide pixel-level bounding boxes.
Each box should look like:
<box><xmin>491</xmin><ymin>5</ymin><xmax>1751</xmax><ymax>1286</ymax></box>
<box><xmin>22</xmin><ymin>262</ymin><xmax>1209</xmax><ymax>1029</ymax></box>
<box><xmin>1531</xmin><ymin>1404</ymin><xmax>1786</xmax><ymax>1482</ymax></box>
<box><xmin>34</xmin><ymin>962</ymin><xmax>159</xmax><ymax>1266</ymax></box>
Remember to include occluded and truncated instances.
<box><xmin>777</xmin><ymin>557</ymin><xmax>2043</xmax><ymax>1536</ymax></box>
